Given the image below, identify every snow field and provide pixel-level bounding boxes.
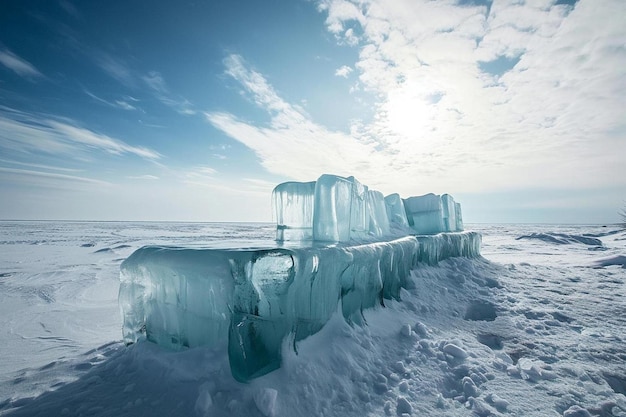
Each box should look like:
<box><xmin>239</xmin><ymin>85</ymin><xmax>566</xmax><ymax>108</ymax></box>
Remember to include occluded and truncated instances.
<box><xmin>0</xmin><ymin>222</ymin><xmax>625</xmax><ymax>416</ymax></box>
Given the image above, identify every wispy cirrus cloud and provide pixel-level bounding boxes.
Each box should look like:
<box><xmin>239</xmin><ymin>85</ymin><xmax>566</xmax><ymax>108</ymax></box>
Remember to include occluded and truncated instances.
<box><xmin>182</xmin><ymin>166</ymin><xmax>218</xmax><ymax>187</ymax></box>
<box><xmin>0</xmin><ymin>158</ymin><xmax>83</xmax><ymax>173</ymax></box>
<box><xmin>84</xmin><ymin>90</ymin><xmax>139</xmax><ymax>111</ymax></box>
<box><xmin>0</xmin><ymin>108</ymin><xmax>161</xmax><ymax>160</ymax></box>
<box><xmin>91</xmin><ymin>51</ymin><xmax>196</xmax><ymax>115</ymax></box>
<box><xmin>94</xmin><ymin>52</ymin><xmax>136</xmax><ymax>87</ymax></box>
<box><xmin>181</xmin><ymin>165</ymin><xmax>274</xmax><ymax>197</ymax></box>
<box><xmin>0</xmin><ymin>49</ymin><xmax>43</xmax><ymax>79</ymax></box>
<box><xmin>143</xmin><ymin>71</ymin><xmax>196</xmax><ymax>115</ymax></box>
<box><xmin>205</xmin><ymin>55</ymin><xmax>390</xmax><ymax>188</ymax></box>
<box><xmin>127</xmin><ymin>174</ymin><xmax>159</xmax><ymax>180</ymax></box>
<box><xmin>0</xmin><ymin>166</ymin><xmax>111</xmax><ymax>186</ymax></box>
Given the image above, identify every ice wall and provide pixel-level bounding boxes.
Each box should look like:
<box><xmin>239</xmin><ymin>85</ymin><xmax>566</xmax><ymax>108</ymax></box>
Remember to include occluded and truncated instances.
<box><xmin>121</xmin><ymin>173</ymin><xmax>475</xmax><ymax>382</ymax></box>
<box><xmin>274</xmin><ymin>174</ymin><xmax>465</xmax><ymax>241</ymax></box>
<box><xmin>120</xmin><ymin>232</ymin><xmax>481</xmax><ymax>382</ymax></box>
<box><xmin>415</xmin><ymin>231</ymin><xmax>481</xmax><ymax>265</ymax></box>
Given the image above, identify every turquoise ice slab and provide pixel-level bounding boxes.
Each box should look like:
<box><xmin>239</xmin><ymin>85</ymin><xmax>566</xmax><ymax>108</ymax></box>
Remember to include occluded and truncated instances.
<box><xmin>119</xmin><ymin>232</ymin><xmax>481</xmax><ymax>382</ymax></box>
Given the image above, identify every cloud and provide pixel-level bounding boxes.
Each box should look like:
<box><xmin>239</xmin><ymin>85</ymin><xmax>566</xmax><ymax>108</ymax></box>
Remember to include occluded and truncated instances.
<box><xmin>0</xmin><ymin>108</ymin><xmax>161</xmax><ymax>161</ymax></box>
<box><xmin>84</xmin><ymin>90</ymin><xmax>139</xmax><ymax>111</ymax></box>
<box><xmin>181</xmin><ymin>165</ymin><xmax>250</xmax><ymax>194</ymax></box>
<box><xmin>335</xmin><ymin>65</ymin><xmax>353</xmax><ymax>78</ymax></box>
<box><xmin>318</xmin><ymin>0</ymin><xmax>365</xmax><ymax>34</ymax></box>
<box><xmin>222</xmin><ymin>55</ymin><xmax>295</xmax><ymax>116</ymax></box>
<box><xmin>0</xmin><ymin>158</ymin><xmax>82</xmax><ymax>173</ymax></box>
<box><xmin>49</xmin><ymin>122</ymin><xmax>160</xmax><ymax>159</ymax></box>
<box><xmin>114</xmin><ymin>100</ymin><xmax>137</xmax><ymax>111</ymax></box>
<box><xmin>142</xmin><ymin>71</ymin><xmax>168</xmax><ymax>93</ymax></box>
<box><xmin>0</xmin><ymin>166</ymin><xmax>110</xmax><ymax>186</ymax></box>
<box><xmin>91</xmin><ymin>52</ymin><xmax>195</xmax><ymax>115</ymax></box>
<box><xmin>208</xmin><ymin>1</ymin><xmax>625</xmax><ymax>198</ymax></box>
<box><xmin>0</xmin><ymin>49</ymin><xmax>43</xmax><ymax>79</ymax></box>
<box><xmin>128</xmin><ymin>174</ymin><xmax>159</xmax><ymax>180</ymax></box>
<box><xmin>143</xmin><ymin>71</ymin><xmax>196</xmax><ymax>115</ymax></box>
<box><xmin>180</xmin><ymin>166</ymin><xmax>274</xmax><ymax>198</ymax></box>
<box><xmin>205</xmin><ymin>55</ymin><xmax>391</xmax><ymax>187</ymax></box>
<box><xmin>315</xmin><ymin>0</ymin><xmax>625</xmax><ymax>193</ymax></box>
<box><xmin>95</xmin><ymin>53</ymin><xmax>135</xmax><ymax>87</ymax></box>
<box><xmin>182</xmin><ymin>166</ymin><xmax>218</xmax><ymax>187</ymax></box>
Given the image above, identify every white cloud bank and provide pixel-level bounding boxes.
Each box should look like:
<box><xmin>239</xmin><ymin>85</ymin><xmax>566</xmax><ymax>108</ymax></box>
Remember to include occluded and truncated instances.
<box><xmin>208</xmin><ymin>0</ymin><xmax>625</xmax><ymax>198</ymax></box>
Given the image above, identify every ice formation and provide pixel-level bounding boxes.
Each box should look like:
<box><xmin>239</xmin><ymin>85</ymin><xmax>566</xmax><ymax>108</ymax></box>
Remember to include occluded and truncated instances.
<box><xmin>273</xmin><ymin>181</ymin><xmax>315</xmax><ymax>241</ymax></box>
<box><xmin>274</xmin><ymin>174</ymin><xmax>463</xmax><ymax>240</ymax></box>
<box><xmin>119</xmin><ymin>173</ymin><xmax>478</xmax><ymax>382</ymax></box>
<box><xmin>404</xmin><ymin>193</ymin><xmax>446</xmax><ymax>234</ymax></box>
<box><xmin>384</xmin><ymin>193</ymin><xmax>409</xmax><ymax>227</ymax></box>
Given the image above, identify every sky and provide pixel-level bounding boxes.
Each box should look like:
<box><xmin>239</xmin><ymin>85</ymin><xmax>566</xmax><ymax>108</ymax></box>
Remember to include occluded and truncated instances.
<box><xmin>0</xmin><ymin>0</ymin><xmax>624</xmax><ymax>224</ymax></box>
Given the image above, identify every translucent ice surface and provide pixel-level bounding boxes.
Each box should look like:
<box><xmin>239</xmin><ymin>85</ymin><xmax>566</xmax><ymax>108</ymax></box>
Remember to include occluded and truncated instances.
<box><xmin>384</xmin><ymin>193</ymin><xmax>409</xmax><ymax>227</ymax></box>
<box><xmin>403</xmin><ymin>193</ymin><xmax>445</xmax><ymax>234</ymax></box>
<box><xmin>275</xmin><ymin>174</ymin><xmax>463</xmax><ymax>242</ymax></box>
<box><xmin>119</xmin><ymin>232</ymin><xmax>481</xmax><ymax>382</ymax></box>
<box><xmin>348</xmin><ymin>176</ymin><xmax>369</xmax><ymax>239</ymax></box>
<box><xmin>367</xmin><ymin>190</ymin><xmax>390</xmax><ymax>237</ymax></box>
<box><xmin>312</xmin><ymin>174</ymin><xmax>353</xmax><ymax>242</ymax></box>
<box><xmin>455</xmin><ymin>202</ymin><xmax>464</xmax><ymax>232</ymax></box>
<box><xmin>273</xmin><ymin>181</ymin><xmax>315</xmax><ymax>241</ymax></box>
<box><xmin>441</xmin><ymin>194</ymin><xmax>457</xmax><ymax>232</ymax></box>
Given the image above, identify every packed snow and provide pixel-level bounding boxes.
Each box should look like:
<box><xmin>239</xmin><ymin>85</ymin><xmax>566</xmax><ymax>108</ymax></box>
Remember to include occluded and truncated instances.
<box><xmin>1</xmin><ymin>221</ymin><xmax>625</xmax><ymax>416</ymax></box>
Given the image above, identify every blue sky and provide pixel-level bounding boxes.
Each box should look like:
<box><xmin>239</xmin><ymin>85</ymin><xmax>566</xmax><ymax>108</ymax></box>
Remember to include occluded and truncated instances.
<box><xmin>0</xmin><ymin>0</ymin><xmax>624</xmax><ymax>223</ymax></box>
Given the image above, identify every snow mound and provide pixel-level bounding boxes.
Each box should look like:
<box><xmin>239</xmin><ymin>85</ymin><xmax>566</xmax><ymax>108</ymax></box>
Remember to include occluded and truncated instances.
<box><xmin>516</xmin><ymin>233</ymin><xmax>603</xmax><ymax>246</ymax></box>
<box><xmin>590</xmin><ymin>254</ymin><xmax>626</xmax><ymax>268</ymax></box>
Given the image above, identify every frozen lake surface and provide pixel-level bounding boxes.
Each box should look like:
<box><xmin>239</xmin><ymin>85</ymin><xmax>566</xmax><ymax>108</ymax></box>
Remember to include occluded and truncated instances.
<box><xmin>0</xmin><ymin>221</ymin><xmax>625</xmax><ymax>416</ymax></box>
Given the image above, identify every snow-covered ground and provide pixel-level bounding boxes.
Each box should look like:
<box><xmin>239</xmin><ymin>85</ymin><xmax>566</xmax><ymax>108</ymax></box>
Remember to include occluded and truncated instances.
<box><xmin>0</xmin><ymin>221</ymin><xmax>625</xmax><ymax>417</ymax></box>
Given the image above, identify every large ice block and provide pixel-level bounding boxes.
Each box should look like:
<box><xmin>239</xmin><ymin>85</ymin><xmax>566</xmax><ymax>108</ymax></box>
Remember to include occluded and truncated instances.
<box><xmin>273</xmin><ymin>181</ymin><xmax>316</xmax><ymax>241</ymax></box>
<box><xmin>367</xmin><ymin>190</ymin><xmax>391</xmax><ymax>237</ymax></box>
<box><xmin>273</xmin><ymin>175</ymin><xmax>469</xmax><ymax>241</ymax></box>
<box><xmin>441</xmin><ymin>194</ymin><xmax>457</xmax><ymax>232</ymax></box>
<box><xmin>403</xmin><ymin>193</ymin><xmax>445</xmax><ymax>234</ymax></box>
<box><xmin>119</xmin><ymin>247</ymin><xmax>235</xmax><ymax>350</ymax></box>
<box><xmin>312</xmin><ymin>174</ymin><xmax>353</xmax><ymax>242</ymax></box>
<box><xmin>119</xmin><ymin>232</ymin><xmax>481</xmax><ymax>382</ymax></box>
<box><xmin>348</xmin><ymin>176</ymin><xmax>369</xmax><ymax>239</ymax></box>
<box><xmin>384</xmin><ymin>193</ymin><xmax>409</xmax><ymax>227</ymax></box>
<box><xmin>455</xmin><ymin>202</ymin><xmax>464</xmax><ymax>232</ymax></box>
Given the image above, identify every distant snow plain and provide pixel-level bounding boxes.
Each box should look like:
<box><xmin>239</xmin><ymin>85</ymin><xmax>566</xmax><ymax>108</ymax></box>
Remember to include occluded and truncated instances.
<box><xmin>0</xmin><ymin>221</ymin><xmax>624</xmax><ymax>417</ymax></box>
